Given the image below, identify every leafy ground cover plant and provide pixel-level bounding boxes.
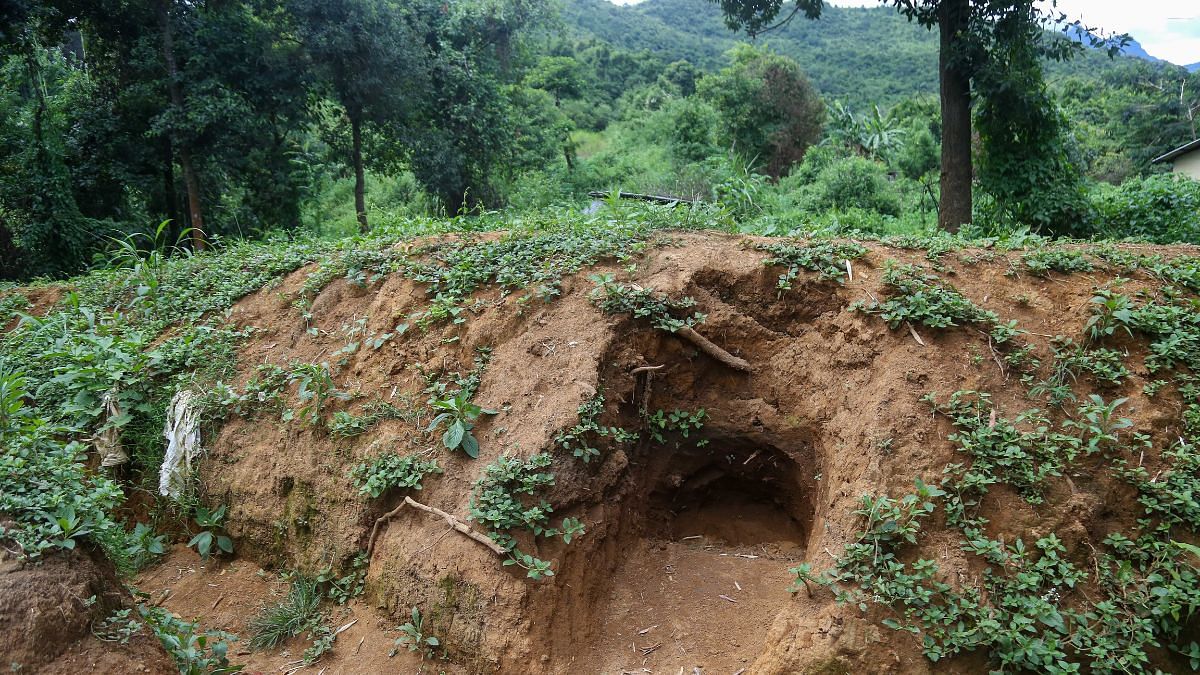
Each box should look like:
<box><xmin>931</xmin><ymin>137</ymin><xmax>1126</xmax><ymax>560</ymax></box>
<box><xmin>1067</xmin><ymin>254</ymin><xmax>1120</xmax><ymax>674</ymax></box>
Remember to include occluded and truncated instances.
<box><xmin>854</xmin><ymin>262</ymin><xmax>997</xmax><ymax>329</ymax></box>
<box><xmin>757</xmin><ymin>240</ymin><xmax>869</xmax><ymax>288</ymax></box>
<box><xmin>554</xmin><ymin>393</ymin><xmax>637</xmax><ymax>463</ymax></box>
<box><xmin>589</xmin><ymin>273</ymin><xmax>705</xmax><ymax>332</ymax></box>
<box><xmin>348</xmin><ymin>453</ymin><xmax>442</xmax><ymax>498</ymax></box>
<box><xmin>1020</xmin><ymin>248</ymin><xmax>1094</xmax><ymax>276</ymax></box>
<box><xmin>468</xmin><ymin>453</ymin><xmax>584</xmax><ymax>579</ymax></box>
<box><xmin>646</xmin><ymin>408</ymin><xmax>708</xmax><ymax>445</ymax></box>
<box><xmin>329</xmin><ymin>400</ymin><xmax>419</xmax><ymax>437</ymax></box>
<box><xmin>139</xmin><ymin>603</ymin><xmax>242</xmax><ymax>674</ymax></box>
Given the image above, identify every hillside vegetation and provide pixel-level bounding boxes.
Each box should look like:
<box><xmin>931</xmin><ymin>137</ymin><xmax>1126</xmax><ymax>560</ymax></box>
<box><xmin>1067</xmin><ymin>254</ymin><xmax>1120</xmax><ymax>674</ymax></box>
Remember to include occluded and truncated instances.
<box><xmin>4</xmin><ymin>1</ymin><xmax>1200</xmax><ymax>672</ymax></box>
<box><xmin>4</xmin><ymin>206</ymin><xmax>1200</xmax><ymax>672</ymax></box>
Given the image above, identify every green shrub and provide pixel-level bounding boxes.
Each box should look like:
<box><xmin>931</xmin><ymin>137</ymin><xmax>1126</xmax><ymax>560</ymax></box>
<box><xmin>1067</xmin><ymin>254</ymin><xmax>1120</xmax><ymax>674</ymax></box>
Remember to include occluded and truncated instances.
<box><xmin>1093</xmin><ymin>174</ymin><xmax>1200</xmax><ymax>244</ymax></box>
<box><xmin>348</xmin><ymin>454</ymin><xmax>441</xmax><ymax>499</ymax></box>
<box><xmin>786</xmin><ymin>156</ymin><xmax>901</xmax><ymax>216</ymax></box>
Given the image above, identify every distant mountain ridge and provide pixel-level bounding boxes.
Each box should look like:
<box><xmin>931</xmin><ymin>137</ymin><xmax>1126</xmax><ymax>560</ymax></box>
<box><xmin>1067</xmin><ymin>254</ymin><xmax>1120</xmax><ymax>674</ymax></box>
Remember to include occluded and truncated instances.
<box><xmin>562</xmin><ymin>0</ymin><xmax>1195</xmax><ymax>106</ymax></box>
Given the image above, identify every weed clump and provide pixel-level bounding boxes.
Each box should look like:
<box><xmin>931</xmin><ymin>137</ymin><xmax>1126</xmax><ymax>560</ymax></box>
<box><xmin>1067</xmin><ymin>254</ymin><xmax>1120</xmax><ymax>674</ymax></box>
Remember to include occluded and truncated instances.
<box><xmin>854</xmin><ymin>262</ymin><xmax>997</xmax><ymax>329</ymax></box>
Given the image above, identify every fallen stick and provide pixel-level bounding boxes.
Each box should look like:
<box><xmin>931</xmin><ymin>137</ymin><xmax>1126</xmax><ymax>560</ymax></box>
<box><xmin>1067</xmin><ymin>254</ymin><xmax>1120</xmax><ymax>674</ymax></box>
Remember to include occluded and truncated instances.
<box><xmin>676</xmin><ymin>326</ymin><xmax>752</xmax><ymax>372</ymax></box>
<box><xmin>630</xmin><ymin>364</ymin><xmax>665</xmax><ymax>375</ymax></box>
<box><xmin>368</xmin><ymin>496</ymin><xmax>506</xmax><ymax>557</ymax></box>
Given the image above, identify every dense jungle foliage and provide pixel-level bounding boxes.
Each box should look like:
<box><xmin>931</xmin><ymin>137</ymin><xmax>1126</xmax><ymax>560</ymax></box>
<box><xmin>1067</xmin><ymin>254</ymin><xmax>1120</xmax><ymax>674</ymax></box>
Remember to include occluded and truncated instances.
<box><xmin>0</xmin><ymin>0</ymin><xmax>1197</xmax><ymax>280</ymax></box>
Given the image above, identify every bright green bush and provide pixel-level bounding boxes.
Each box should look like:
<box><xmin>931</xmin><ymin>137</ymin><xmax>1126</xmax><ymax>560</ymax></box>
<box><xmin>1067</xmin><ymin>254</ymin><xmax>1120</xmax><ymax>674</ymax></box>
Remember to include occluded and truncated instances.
<box><xmin>1093</xmin><ymin>174</ymin><xmax>1200</xmax><ymax>243</ymax></box>
<box><xmin>792</xmin><ymin>156</ymin><xmax>902</xmax><ymax>216</ymax></box>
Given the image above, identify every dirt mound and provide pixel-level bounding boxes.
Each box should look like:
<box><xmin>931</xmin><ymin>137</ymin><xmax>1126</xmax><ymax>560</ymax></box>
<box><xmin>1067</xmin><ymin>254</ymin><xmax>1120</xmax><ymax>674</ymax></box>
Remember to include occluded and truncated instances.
<box><xmin>0</xmin><ymin>543</ymin><xmax>174</xmax><ymax>674</ymax></box>
<box><xmin>166</xmin><ymin>231</ymin><xmax>1199</xmax><ymax>673</ymax></box>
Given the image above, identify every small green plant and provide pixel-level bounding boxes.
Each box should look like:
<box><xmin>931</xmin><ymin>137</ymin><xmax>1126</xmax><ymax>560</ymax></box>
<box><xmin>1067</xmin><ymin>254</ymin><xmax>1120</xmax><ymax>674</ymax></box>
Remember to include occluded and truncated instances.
<box><xmin>284</xmin><ymin>362</ymin><xmax>349</xmax><ymax>426</ymax></box>
<box><xmin>1029</xmin><ymin>337</ymin><xmax>1130</xmax><ymax>405</ymax></box>
<box><xmin>44</xmin><ymin>504</ymin><xmax>94</xmax><ymax>550</ymax></box>
<box><xmin>468</xmin><ymin>453</ymin><xmax>583</xmax><ymax>579</ymax></box>
<box><xmin>248</xmin><ymin>576</ymin><xmax>324</xmax><ymax>650</ymax></box>
<box><xmin>757</xmin><ymin>240</ymin><xmax>868</xmax><ymax>288</ymax></box>
<box><xmin>928</xmin><ymin>391</ymin><xmax>1079</xmax><ymax>505</ymax></box>
<box><xmin>854</xmin><ymin>262</ymin><xmax>997</xmax><ymax>329</ymax></box>
<box><xmin>589</xmin><ymin>273</ymin><xmax>705</xmax><ymax>332</ymax></box>
<box><xmin>1085</xmin><ymin>289</ymin><xmax>1134</xmax><ymax>342</ymax></box>
<box><xmin>1021</xmin><ymin>248</ymin><xmax>1094</xmax><ymax>276</ymax></box>
<box><xmin>554</xmin><ymin>393</ymin><xmax>637</xmax><ymax>463</ymax></box>
<box><xmin>124</xmin><ymin>522</ymin><xmax>168</xmax><ymax>570</ymax></box>
<box><xmin>1064</xmin><ymin>395</ymin><xmax>1134</xmax><ymax>455</ymax></box>
<box><xmin>316</xmin><ymin>552</ymin><xmax>369</xmax><ymax>605</ymax></box>
<box><xmin>187</xmin><ymin>505</ymin><xmax>234</xmax><ymax>561</ymax></box>
<box><xmin>427</xmin><ymin>391</ymin><xmax>497</xmax><ymax>458</ymax></box>
<box><xmin>139</xmin><ymin>603</ymin><xmax>242</xmax><ymax>674</ymax></box>
<box><xmin>646</xmin><ymin>408</ymin><xmax>708</xmax><ymax>444</ymax></box>
<box><xmin>330</xmin><ymin>400</ymin><xmax>418</xmax><ymax>437</ymax></box>
<box><xmin>348</xmin><ymin>453</ymin><xmax>442</xmax><ymax>498</ymax></box>
<box><xmin>391</xmin><ymin>606</ymin><xmax>440</xmax><ymax>659</ymax></box>
<box><xmin>94</xmin><ymin>608</ymin><xmax>144</xmax><ymax>644</ymax></box>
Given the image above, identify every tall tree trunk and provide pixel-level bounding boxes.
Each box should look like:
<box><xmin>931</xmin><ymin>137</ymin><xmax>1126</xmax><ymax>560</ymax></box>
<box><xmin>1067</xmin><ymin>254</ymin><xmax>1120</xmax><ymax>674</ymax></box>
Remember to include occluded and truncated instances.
<box><xmin>161</xmin><ymin>139</ymin><xmax>180</xmax><ymax>234</ymax></box>
<box><xmin>937</xmin><ymin>0</ymin><xmax>972</xmax><ymax>233</ymax></box>
<box><xmin>156</xmin><ymin>0</ymin><xmax>206</xmax><ymax>251</ymax></box>
<box><xmin>350</xmin><ymin>109</ymin><xmax>368</xmax><ymax>233</ymax></box>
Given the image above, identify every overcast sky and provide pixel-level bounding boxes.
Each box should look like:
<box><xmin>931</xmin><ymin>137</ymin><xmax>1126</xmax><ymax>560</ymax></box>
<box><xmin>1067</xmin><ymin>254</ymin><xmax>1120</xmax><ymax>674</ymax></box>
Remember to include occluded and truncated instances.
<box><xmin>606</xmin><ymin>0</ymin><xmax>1200</xmax><ymax>65</ymax></box>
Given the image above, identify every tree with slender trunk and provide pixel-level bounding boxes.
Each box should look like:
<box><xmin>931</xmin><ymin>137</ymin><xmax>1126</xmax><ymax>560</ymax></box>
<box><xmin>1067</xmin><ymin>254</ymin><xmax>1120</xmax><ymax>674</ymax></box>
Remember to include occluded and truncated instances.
<box><xmin>708</xmin><ymin>0</ymin><xmax>1126</xmax><ymax>232</ymax></box>
<box><xmin>348</xmin><ymin>105</ymin><xmax>367</xmax><ymax>233</ymax></box>
<box><xmin>289</xmin><ymin>0</ymin><xmax>425</xmax><ymax>234</ymax></box>
<box><xmin>937</xmin><ymin>0</ymin><xmax>971</xmax><ymax>231</ymax></box>
<box><xmin>156</xmin><ymin>0</ymin><xmax>206</xmax><ymax>251</ymax></box>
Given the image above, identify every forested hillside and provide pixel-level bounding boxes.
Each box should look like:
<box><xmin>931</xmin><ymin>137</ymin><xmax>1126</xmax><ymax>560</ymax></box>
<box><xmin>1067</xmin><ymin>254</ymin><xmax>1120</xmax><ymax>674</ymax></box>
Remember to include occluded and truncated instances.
<box><xmin>1</xmin><ymin>0</ymin><xmax>1198</xmax><ymax>282</ymax></box>
<box><xmin>559</xmin><ymin>0</ymin><xmax>939</xmax><ymax>108</ymax></box>
<box><xmin>558</xmin><ymin>0</ymin><xmax>1193</xmax><ymax>109</ymax></box>
<box><xmin>6</xmin><ymin>2</ymin><xmax>1200</xmax><ymax>673</ymax></box>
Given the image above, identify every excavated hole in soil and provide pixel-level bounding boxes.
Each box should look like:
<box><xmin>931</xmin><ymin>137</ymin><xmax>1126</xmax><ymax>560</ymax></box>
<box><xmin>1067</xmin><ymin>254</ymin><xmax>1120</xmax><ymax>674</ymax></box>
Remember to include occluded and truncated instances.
<box><xmin>646</xmin><ymin>439</ymin><xmax>813</xmax><ymax>556</ymax></box>
<box><xmin>579</xmin><ymin>436</ymin><xmax>820</xmax><ymax>672</ymax></box>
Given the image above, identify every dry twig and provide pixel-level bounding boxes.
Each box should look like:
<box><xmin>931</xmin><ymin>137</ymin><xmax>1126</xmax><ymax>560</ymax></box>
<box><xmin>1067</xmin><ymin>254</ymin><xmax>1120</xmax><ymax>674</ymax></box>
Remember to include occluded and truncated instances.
<box><xmin>367</xmin><ymin>496</ymin><xmax>505</xmax><ymax>557</ymax></box>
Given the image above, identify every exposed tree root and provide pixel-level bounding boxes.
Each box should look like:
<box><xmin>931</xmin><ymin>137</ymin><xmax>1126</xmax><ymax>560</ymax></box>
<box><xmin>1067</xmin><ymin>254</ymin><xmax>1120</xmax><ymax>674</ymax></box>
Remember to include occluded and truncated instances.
<box><xmin>367</xmin><ymin>496</ymin><xmax>506</xmax><ymax>558</ymax></box>
<box><xmin>676</xmin><ymin>326</ymin><xmax>752</xmax><ymax>371</ymax></box>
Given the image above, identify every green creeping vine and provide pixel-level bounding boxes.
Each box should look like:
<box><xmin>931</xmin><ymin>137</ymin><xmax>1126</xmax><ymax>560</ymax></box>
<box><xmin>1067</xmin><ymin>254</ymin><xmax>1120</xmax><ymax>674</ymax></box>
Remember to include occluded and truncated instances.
<box><xmin>1020</xmin><ymin>248</ymin><xmax>1094</xmax><ymax>276</ymax></box>
<box><xmin>555</xmin><ymin>392</ymin><xmax>638</xmax><ymax>463</ymax></box>
<box><xmin>817</xmin><ymin>361</ymin><xmax>1200</xmax><ymax>672</ymax></box>
<box><xmin>756</xmin><ymin>240</ymin><xmax>869</xmax><ymax>289</ymax></box>
<box><xmin>926</xmin><ymin>391</ymin><xmax>1080</xmax><ymax>508</ymax></box>
<box><xmin>1027</xmin><ymin>337</ymin><xmax>1131</xmax><ymax>406</ymax></box>
<box><xmin>468</xmin><ymin>453</ymin><xmax>584</xmax><ymax>579</ymax></box>
<box><xmin>854</xmin><ymin>262</ymin><xmax>997</xmax><ymax>329</ymax></box>
<box><xmin>348</xmin><ymin>453</ymin><xmax>442</xmax><ymax>499</ymax></box>
<box><xmin>330</xmin><ymin>400</ymin><xmax>419</xmax><ymax>438</ymax></box>
<box><xmin>646</xmin><ymin>408</ymin><xmax>708</xmax><ymax>445</ymax></box>
<box><xmin>588</xmin><ymin>273</ymin><xmax>705</xmax><ymax>332</ymax></box>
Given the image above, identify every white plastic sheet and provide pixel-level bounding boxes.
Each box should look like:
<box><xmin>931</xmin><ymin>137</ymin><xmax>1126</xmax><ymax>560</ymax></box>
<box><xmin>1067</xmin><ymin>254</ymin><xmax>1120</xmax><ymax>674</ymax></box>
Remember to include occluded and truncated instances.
<box><xmin>159</xmin><ymin>389</ymin><xmax>200</xmax><ymax>498</ymax></box>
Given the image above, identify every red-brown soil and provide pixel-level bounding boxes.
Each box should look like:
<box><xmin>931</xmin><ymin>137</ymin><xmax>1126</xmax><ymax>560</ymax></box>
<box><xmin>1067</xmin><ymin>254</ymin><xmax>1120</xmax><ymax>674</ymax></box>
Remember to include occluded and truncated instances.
<box><xmin>15</xmin><ymin>232</ymin><xmax>1200</xmax><ymax>673</ymax></box>
<box><xmin>0</xmin><ymin>543</ymin><xmax>174</xmax><ymax>674</ymax></box>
